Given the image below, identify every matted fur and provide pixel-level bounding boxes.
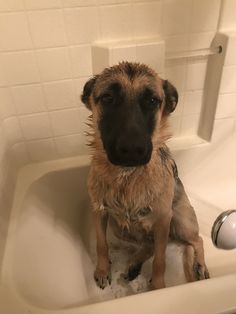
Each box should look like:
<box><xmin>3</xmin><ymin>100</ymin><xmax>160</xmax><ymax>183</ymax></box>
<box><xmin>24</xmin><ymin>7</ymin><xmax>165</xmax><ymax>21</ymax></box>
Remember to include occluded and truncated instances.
<box><xmin>82</xmin><ymin>62</ymin><xmax>209</xmax><ymax>290</ymax></box>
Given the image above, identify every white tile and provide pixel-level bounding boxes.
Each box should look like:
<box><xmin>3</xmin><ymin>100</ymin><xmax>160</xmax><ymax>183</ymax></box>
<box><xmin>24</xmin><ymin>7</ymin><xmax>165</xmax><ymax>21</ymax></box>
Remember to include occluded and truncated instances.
<box><xmin>49</xmin><ymin>107</ymin><xmax>87</xmax><ymax>136</ymax></box>
<box><xmin>191</xmin><ymin>0</ymin><xmax>221</xmax><ymax>32</ymax></box>
<box><xmin>162</xmin><ymin>0</ymin><xmax>192</xmax><ymax>36</ymax></box>
<box><xmin>134</xmin><ymin>1</ymin><xmax>161</xmax><ymax>38</ymax></box>
<box><xmin>55</xmin><ymin>133</ymin><xmax>88</xmax><ymax>157</ymax></box>
<box><xmin>36</xmin><ymin>48</ymin><xmax>71</xmax><ymax>82</ymax></box>
<box><xmin>20</xmin><ymin>113</ymin><xmax>52</xmax><ymax>140</ymax></box>
<box><xmin>62</xmin><ymin>0</ymin><xmax>97</xmax><ymax>7</ymax></box>
<box><xmin>165</xmin><ymin>59</ymin><xmax>186</xmax><ymax>92</ymax></box>
<box><xmin>43</xmin><ymin>80</ymin><xmax>77</xmax><ymax>110</ymax></box>
<box><xmin>165</xmin><ymin>35</ymin><xmax>189</xmax><ymax>53</ymax></box>
<box><xmin>0</xmin><ymin>88</ymin><xmax>15</xmax><ymax>120</ymax></box>
<box><xmin>181</xmin><ymin>114</ymin><xmax>200</xmax><ymax>136</ymax></box>
<box><xmin>220</xmin><ymin>65</ymin><xmax>236</xmax><ymax>93</ymax></box>
<box><xmin>10</xmin><ymin>142</ymin><xmax>29</xmax><ymax>166</ymax></box>
<box><xmin>27</xmin><ymin>138</ymin><xmax>57</xmax><ymax>162</ymax></box>
<box><xmin>212</xmin><ymin>117</ymin><xmax>235</xmax><ymax>142</ymax></box>
<box><xmin>2</xmin><ymin>51</ymin><xmax>40</xmax><ymax>85</ymax></box>
<box><xmin>0</xmin><ymin>12</ymin><xmax>32</xmax><ymax>51</ymax></box>
<box><xmin>0</xmin><ymin>0</ymin><xmax>24</xmax><ymax>12</ymax></box>
<box><xmin>225</xmin><ymin>35</ymin><xmax>236</xmax><ymax>66</ymax></box>
<box><xmin>24</xmin><ymin>0</ymin><xmax>61</xmax><ymax>10</ymax></box>
<box><xmin>65</xmin><ymin>7</ymin><xmax>99</xmax><ymax>44</ymax></box>
<box><xmin>0</xmin><ymin>126</ymin><xmax>8</xmax><ymax>159</ymax></box>
<box><xmin>136</xmin><ymin>41</ymin><xmax>165</xmax><ymax>74</ymax></box>
<box><xmin>169</xmin><ymin>115</ymin><xmax>181</xmax><ymax>137</ymax></box>
<box><xmin>28</xmin><ymin>10</ymin><xmax>66</xmax><ymax>48</ymax></box>
<box><xmin>11</xmin><ymin>84</ymin><xmax>46</xmax><ymax>115</ymax></box>
<box><xmin>183</xmin><ymin>90</ymin><xmax>203</xmax><ymax>115</ymax></box>
<box><xmin>69</xmin><ymin>45</ymin><xmax>92</xmax><ymax>77</ymax></box>
<box><xmin>100</xmin><ymin>4</ymin><xmax>134</xmax><ymax>41</ymax></box>
<box><xmin>3</xmin><ymin>117</ymin><xmax>22</xmax><ymax>144</ymax></box>
<box><xmin>216</xmin><ymin>93</ymin><xmax>236</xmax><ymax>118</ymax></box>
<box><xmin>219</xmin><ymin>0</ymin><xmax>236</xmax><ymax>31</ymax></box>
<box><xmin>92</xmin><ymin>45</ymin><xmax>110</xmax><ymax>74</ymax></box>
<box><xmin>0</xmin><ymin>59</ymin><xmax>7</xmax><ymax>87</ymax></box>
<box><xmin>74</xmin><ymin>77</ymin><xmax>90</xmax><ymax>106</ymax></box>
<box><xmin>111</xmin><ymin>46</ymin><xmax>136</xmax><ymax>65</ymax></box>
<box><xmin>189</xmin><ymin>32</ymin><xmax>215</xmax><ymax>51</ymax></box>
<box><xmin>185</xmin><ymin>59</ymin><xmax>207</xmax><ymax>91</ymax></box>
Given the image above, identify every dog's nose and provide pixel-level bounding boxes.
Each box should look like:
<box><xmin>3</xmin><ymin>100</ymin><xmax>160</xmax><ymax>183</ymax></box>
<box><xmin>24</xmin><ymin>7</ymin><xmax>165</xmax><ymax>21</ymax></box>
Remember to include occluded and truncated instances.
<box><xmin>116</xmin><ymin>138</ymin><xmax>147</xmax><ymax>161</ymax></box>
<box><xmin>119</xmin><ymin>143</ymin><xmax>145</xmax><ymax>156</ymax></box>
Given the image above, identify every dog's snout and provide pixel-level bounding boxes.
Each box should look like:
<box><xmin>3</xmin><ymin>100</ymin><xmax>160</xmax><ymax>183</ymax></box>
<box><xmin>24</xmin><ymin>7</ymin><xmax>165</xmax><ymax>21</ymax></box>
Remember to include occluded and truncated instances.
<box><xmin>115</xmin><ymin>133</ymin><xmax>151</xmax><ymax>166</ymax></box>
<box><xmin>118</xmin><ymin>141</ymin><xmax>146</xmax><ymax>158</ymax></box>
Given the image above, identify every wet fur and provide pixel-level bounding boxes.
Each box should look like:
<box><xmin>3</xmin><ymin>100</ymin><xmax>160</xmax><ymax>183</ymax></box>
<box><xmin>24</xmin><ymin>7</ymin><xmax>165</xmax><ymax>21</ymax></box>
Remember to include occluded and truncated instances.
<box><xmin>82</xmin><ymin>62</ymin><xmax>209</xmax><ymax>290</ymax></box>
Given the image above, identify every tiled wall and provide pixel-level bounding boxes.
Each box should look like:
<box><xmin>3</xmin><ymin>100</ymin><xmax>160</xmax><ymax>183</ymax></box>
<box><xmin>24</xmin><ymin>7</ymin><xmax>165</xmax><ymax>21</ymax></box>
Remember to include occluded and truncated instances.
<box><xmin>212</xmin><ymin>0</ymin><xmax>236</xmax><ymax>140</ymax></box>
<box><xmin>0</xmin><ymin>0</ymin><xmax>225</xmax><ymax>169</ymax></box>
<box><xmin>215</xmin><ymin>33</ymin><xmax>236</xmax><ymax>126</ymax></box>
<box><xmin>2</xmin><ymin>0</ymin><xmax>236</xmax><ymax>265</ymax></box>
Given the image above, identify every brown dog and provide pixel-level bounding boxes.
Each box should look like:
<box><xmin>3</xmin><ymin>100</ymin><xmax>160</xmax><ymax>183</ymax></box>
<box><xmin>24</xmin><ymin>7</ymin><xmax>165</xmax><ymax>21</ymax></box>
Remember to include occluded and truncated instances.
<box><xmin>81</xmin><ymin>62</ymin><xmax>209</xmax><ymax>290</ymax></box>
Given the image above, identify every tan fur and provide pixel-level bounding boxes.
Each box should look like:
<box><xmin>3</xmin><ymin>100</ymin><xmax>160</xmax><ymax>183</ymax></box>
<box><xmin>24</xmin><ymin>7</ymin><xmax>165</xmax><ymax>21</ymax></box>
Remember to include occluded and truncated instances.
<box><xmin>83</xmin><ymin>62</ymin><xmax>209</xmax><ymax>290</ymax></box>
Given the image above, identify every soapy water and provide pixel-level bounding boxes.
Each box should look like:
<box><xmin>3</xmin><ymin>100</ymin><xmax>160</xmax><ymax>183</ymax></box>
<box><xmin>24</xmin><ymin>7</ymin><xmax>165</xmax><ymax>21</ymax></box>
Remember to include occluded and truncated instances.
<box><xmin>84</xmin><ymin>195</ymin><xmax>213</xmax><ymax>304</ymax></box>
<box><xmin>84</xmin><ymin>226</ymin><xmax>186</xmax><ymax>306</ymax></box>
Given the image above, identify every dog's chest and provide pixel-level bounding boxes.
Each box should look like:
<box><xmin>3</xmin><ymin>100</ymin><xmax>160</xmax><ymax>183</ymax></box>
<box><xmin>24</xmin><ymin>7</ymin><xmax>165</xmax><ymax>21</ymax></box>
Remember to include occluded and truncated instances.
<box><xmin>88</xmin><ymin>153</ymin><xmax>174</xmax><ymax>234</ymax></box>
<box><xmin>100</xmin><ymin>169</ymin><xmax>162</xmax><ymax>233</ymax></box>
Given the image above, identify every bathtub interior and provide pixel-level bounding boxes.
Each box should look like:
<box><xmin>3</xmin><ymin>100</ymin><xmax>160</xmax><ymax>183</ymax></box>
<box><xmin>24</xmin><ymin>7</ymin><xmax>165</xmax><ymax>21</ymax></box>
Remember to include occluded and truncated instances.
<box><xmin>2</xmin><ymin>134</ymin><xmax>236</xmax><ymax>311</ymax></box>
<box><xmin>5</xmin><ymin>166</ymin><xmax>187</xmax><ymax>310</ymax></box>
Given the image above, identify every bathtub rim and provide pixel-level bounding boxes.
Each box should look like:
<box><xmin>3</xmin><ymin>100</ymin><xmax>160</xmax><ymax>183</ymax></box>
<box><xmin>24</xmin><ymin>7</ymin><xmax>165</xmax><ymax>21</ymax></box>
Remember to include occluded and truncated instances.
<box><xmin>1</xmin><ymin>154</ymin><xmax>236</xmax><ymax>314</ymax></box>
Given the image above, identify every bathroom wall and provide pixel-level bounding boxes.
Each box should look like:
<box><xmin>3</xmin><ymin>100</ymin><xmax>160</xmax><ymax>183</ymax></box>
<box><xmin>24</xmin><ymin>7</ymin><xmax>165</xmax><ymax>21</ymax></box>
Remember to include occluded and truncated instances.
<box><xmin>0</xmin><ymin>0</ymin><xmax>222</xmax><ymax>167</ymax></box>
<box><xmin>219</xmin><ymin>0</ymin><xmax>236</xmax><ymax>31</ymax></box>
<box><xmin>210</xmin><ymin>0</ymin><xmax>236</xmax><ymax>140</ymax></box>
<box><xmin>1</xmin><ymin>0</ymin><xmax>236</xmax><ymax>269</ymax></box>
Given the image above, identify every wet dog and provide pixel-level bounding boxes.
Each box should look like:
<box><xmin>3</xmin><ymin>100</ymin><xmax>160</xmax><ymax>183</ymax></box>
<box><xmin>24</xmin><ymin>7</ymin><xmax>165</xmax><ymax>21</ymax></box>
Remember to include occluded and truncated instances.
<box><xmin>81</xmin><ymin>62</ymin><xmax>209</xmax><ymax>290</ymax></box>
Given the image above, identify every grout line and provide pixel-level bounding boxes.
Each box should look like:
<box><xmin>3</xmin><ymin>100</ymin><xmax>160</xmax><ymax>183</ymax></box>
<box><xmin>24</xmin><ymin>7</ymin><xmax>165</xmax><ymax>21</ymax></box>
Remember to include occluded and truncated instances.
<box><xmin>216</xmin><ymin>0</ymin><xmax>224</xmax><ymax>32</ymax></box>
<box><xmin>6</xmin><ymin>76</ymin><xmax>91</xmax><ymax>88</ymax></box>
<box><xmin>96</xmin><ymin>1</ymin><xmax>103</xmax><ymax>43</ymax></box>
<box><xmin>23</xmin><ymin>4</ymin><xmax>59</xmax><ymax>160</ymax></box>
<box><xmin>17</xmin><ymin>106</ymin><xmax>83</xmax><ymax>118</ymax></box>
<box><xmin>60</xmin><ymin>1</ymin><xmax>80</xmax><ymax>82</ymax></box>
<box><xmin>1</xmin><ymin>43</ymin><xmax>94</xmax><ymax>53</ymax></box>
<box><xmin>4</xmin><ymin>80</ymin><xmax>32</xmax><ymax>161</ymax></box>
<box><xmin>13</xmin><ymin>130</ymin><xmax>86</xmax><ymax>144</ymax></box>
<box><xmin>0</xmin><ymin>0</ymin><xmax>155</xmax><ymax>14</ymax></box>
<box><xmin>186</xmin><ymin>0</ymin><xmax>194</xmax><ymax>57</ymax></box>
<box><xmin>1</xmin><ymin>34</ymin><xmax>218</xmax><ymax>54</ymax></box>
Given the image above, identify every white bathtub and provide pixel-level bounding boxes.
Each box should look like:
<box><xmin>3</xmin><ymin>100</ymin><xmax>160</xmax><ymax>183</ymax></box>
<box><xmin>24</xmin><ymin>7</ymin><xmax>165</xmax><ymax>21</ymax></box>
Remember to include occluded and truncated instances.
<box><xmin>1</xmin><ymin>131</ymin><xmax>236</xmax><ymax>314</ymax></box>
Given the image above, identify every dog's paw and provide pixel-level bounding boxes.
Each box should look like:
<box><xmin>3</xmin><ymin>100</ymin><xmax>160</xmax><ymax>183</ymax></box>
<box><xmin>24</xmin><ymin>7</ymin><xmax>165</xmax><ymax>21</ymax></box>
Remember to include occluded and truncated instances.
<box><xmin>123</xmin><ymin>263</ymin><xmax>142</xmax><ymax>281</ymax></box>
<box><xmin>194</xmin><ymin>262</ymin><xmax>210</xmax><ymax>280</ymax></box>
<box><xmin>94</xmin><ymin>268</ymin><xmax>112</xmax><ymax>289</ymax></box>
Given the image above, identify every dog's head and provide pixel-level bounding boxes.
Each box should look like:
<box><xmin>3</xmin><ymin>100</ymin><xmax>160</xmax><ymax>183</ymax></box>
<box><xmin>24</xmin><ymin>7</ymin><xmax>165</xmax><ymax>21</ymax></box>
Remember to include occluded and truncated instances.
<box><xmin>81</xmin><ymin>62</ymin><xmax>178</xmax><ymax>167</ymax></box>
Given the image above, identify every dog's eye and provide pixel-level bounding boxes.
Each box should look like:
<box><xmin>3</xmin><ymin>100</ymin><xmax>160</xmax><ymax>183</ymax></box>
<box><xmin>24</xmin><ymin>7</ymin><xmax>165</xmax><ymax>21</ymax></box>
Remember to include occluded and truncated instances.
<box><xmin>148</xmin><ymin>97</ymin><xmax>160</xmax><ymax>107</ymax></box>
<box><xmin>100</xmin><ymin>94</ymin><xmax>114</xmax><ymax>105</ymax></box>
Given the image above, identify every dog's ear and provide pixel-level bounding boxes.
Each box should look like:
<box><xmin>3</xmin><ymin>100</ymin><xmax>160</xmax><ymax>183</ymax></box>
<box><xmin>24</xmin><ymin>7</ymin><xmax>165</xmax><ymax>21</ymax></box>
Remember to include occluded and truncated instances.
<box><xmin>81</xmin><ymin>76</ymin><xmax>98</xmax><ymax>110</ymax></box>
<box><xmin>162</xmin><ymin>80</ymin><xmax>178</xmax><ymax>114</ymax></box>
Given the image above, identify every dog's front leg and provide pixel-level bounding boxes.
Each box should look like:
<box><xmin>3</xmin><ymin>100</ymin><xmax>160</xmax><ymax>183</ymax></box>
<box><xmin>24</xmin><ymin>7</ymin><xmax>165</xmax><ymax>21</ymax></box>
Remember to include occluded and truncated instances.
<box><xmin>93</xmin><ymin>210</ymin><xmax>111</xmax><ymax>289</ymax></box>
<box><xmin>151</xmin><ymin>210</ymin><xmax>172</xmax><ymax>290</ymax></box>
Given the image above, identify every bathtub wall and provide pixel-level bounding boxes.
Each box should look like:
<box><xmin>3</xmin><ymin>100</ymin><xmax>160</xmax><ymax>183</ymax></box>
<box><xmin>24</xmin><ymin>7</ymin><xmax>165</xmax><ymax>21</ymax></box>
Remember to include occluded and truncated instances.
<box><xmin>212</xmin><ymin>0</ymin><xmax>236</xmax><ymax>140</ymax></box>
<box><xmin>0</xmin><ymin>0</ymin><xmax>223</xmax><ymax>167</ymax></box>
<box><xmin>1</xmin><ymin>0</ymin><xmax>236</xmax><ymax>269</ymax></box>
<box><xmin>0</xmin><ymin>86</ymin><xmax>19</xmax><ymax>265</ymax></box>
